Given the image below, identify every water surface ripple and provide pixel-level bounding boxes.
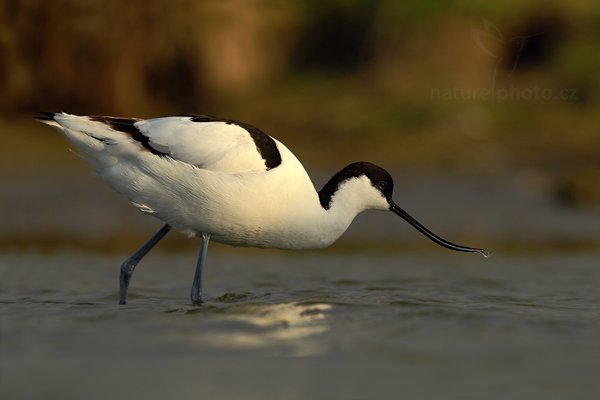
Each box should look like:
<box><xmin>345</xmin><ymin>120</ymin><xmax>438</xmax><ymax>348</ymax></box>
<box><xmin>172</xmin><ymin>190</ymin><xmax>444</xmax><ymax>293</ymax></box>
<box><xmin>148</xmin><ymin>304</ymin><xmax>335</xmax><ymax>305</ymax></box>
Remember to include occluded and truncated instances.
<box><xmin>1</xmin><ymin>251</ymin><xmax>599</xmax><ymax>400</ymax></box>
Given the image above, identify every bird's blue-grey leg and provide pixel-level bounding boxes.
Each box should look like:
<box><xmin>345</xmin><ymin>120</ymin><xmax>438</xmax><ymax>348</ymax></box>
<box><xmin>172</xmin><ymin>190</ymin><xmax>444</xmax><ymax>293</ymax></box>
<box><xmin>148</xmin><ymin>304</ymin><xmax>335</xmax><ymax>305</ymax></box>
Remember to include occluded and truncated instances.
<box><xmin>119</xmin><ymin>224</ymin><xmax>171</xmax><ymax>305</ymax></box>
<box><xmin>191</xmin><ymin>233</ymin><xmax>211</xmax><ymax>305</ymax></box>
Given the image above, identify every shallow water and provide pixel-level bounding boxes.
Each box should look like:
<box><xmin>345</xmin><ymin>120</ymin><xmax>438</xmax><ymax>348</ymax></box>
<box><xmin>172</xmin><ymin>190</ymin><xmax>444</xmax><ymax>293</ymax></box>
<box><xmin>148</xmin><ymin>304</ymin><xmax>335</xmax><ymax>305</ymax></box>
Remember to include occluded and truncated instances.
<box><xmin>1</xmin><ymin>250</ymin><xmax>599</xmax><ymax>400</ymax></box>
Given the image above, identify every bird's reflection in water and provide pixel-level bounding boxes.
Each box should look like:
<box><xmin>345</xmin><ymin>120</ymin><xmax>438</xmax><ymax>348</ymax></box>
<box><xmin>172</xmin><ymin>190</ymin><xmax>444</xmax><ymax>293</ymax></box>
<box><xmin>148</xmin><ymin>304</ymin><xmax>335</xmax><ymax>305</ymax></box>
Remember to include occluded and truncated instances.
<box><xmin>197</xmin><ymin>302</ymin><xmax>332</xmax><ymax>357</ymax></box>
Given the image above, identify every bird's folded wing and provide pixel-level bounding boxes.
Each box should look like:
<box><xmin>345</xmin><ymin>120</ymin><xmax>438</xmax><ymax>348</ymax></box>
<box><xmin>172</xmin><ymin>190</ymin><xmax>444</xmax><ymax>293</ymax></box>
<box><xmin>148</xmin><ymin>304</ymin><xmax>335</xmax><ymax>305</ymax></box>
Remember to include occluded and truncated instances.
<box><xmin>135</xmin><ymin>116</ymin><xmax>275</xmax><ymax>173</ymax></box>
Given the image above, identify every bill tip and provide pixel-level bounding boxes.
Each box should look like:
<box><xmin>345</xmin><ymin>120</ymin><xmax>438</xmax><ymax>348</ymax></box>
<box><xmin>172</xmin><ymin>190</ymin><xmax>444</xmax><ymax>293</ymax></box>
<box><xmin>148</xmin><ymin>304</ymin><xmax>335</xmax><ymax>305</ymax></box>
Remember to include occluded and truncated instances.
<box><xmin>478</xmin><ymin>249</ymin><xmax>491</xmax><ymax>258</ymax></box>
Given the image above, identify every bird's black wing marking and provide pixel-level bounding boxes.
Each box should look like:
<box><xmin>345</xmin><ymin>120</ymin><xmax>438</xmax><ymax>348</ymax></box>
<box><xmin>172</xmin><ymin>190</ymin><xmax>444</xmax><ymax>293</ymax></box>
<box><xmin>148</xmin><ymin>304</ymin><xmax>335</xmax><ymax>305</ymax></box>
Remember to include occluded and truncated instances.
<box><xmin>35</xmin><ymin>111</ymin><xmax>58</xmax><ymax>121</ymax></box>
<box><xmin>89</xmin><ymin>116</ymin><xmax>169</xmax><ymax>157</ymax></box>
<box><xmin>185</xmin><ymin>114</ymin><xmax>282</xmax><ymax>170</ymax></box>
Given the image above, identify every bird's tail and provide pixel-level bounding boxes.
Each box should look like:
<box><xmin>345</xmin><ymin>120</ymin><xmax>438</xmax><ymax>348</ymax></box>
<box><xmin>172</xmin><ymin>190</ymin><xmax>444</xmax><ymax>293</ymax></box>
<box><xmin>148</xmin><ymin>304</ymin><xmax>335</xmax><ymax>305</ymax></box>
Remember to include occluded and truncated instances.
<box><xmin>34</xmin><ymin>112</ymin><xmax>149</xmax><ymax>168</ymax></box>
<box><xmin>34</xmin><ymin>111</ymin><xmax>63</xmax><ymax>128</ymax></box>
<box><xmin>34</xmin><ymin>112</ymin><xmax>134</xmax><ymax>142</ymax></box>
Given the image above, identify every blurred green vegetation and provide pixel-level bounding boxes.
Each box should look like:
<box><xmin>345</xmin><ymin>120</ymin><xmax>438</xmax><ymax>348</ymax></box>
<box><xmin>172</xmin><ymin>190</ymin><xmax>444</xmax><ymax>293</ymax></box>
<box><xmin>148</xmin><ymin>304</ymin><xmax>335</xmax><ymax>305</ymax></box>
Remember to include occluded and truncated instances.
<box><xmin>2</xmin><ymin>0</ymin><xmax>600</xmax><ymax>206</ymax></box>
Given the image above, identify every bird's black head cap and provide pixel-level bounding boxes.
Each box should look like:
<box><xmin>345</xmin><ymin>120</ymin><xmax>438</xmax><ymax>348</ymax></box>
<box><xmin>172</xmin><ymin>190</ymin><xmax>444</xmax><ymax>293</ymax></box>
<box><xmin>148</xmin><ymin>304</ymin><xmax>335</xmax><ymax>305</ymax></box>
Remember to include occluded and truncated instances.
<box><xmin>319</xmin><ymin>161</ymin><xmax>394</xmax><ymax>209</ymax></box>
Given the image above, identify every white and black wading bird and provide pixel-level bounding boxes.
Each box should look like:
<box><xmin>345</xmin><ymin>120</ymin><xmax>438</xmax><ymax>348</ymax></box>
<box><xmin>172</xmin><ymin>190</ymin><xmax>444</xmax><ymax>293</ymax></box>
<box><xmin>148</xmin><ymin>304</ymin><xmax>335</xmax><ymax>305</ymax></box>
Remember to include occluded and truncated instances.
<box><xmin>36</xmin><ymin>112</ymin><xmax>488</xmax><ymax>305</ymax></box>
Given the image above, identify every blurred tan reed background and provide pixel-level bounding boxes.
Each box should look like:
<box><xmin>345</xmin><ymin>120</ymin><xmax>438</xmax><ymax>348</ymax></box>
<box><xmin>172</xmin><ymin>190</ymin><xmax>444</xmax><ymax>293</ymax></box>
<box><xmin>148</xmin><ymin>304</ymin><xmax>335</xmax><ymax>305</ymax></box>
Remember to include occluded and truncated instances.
<box><xmin>1</xmin><ymin>0</ymin><xmax>599</xmax><ymax>250</ymax></box>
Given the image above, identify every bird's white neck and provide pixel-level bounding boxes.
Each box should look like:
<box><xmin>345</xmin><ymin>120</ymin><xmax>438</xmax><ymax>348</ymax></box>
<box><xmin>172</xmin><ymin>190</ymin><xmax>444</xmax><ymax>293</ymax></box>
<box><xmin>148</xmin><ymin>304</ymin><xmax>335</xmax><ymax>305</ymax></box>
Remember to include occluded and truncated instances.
<box><xmin>279</xmin><ymin>175</ymin><xmax>389</xmax><ymax>250</ymax></box>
